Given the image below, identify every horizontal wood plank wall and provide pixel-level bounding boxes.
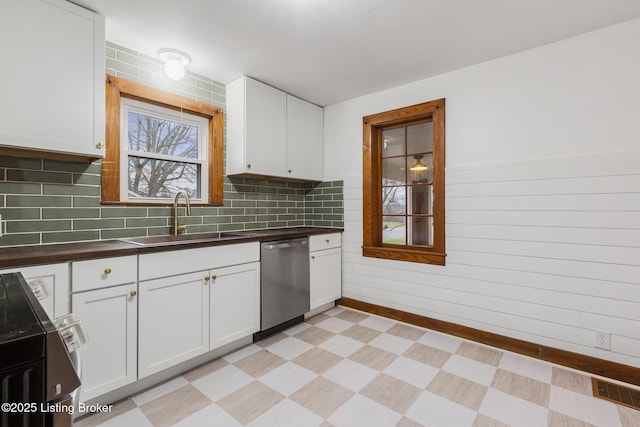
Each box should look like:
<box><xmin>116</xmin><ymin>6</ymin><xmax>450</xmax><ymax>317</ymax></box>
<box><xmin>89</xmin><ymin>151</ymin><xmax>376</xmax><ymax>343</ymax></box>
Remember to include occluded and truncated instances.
<box><xmin>340</xmin><ymin>150</ymin><xmax>640</xmax><ymax>371</ymax></box>
<box><xmin>339</xmin><ymin>297</ymin><xmax>640</xmax><ymax>387</ymax></box>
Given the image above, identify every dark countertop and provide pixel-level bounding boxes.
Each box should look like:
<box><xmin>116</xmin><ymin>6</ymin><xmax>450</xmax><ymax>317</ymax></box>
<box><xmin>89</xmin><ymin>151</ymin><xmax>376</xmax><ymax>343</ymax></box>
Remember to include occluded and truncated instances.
<box><xmin>0</xmin><ymin>227</ymin><xmax>342</xmax><ymax>269</ymax></box>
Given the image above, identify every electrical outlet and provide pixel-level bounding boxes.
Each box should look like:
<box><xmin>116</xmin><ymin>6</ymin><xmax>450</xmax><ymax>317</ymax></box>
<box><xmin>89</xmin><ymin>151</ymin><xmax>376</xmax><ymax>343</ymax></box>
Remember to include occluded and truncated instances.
<box><xmin>595</xmin><ymin>330</ymin><xmax>611</xmax><ymax>350</ymax></box>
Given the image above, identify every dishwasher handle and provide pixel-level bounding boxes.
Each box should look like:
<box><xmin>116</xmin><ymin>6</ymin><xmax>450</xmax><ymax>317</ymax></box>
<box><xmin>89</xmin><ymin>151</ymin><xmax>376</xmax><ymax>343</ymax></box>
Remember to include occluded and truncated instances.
<box><xmin>262</xmin><ymin>239</ymin><xmax>308</xmax><ymax>250</ymax></box>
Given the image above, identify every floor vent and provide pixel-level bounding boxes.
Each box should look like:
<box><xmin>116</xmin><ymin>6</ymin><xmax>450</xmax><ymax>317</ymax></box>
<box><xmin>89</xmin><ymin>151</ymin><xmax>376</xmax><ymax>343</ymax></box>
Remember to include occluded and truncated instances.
<box><xmin>592</xmin><ymin>378</ymin><xmax>640</xmax><ymax>411</ymax></box>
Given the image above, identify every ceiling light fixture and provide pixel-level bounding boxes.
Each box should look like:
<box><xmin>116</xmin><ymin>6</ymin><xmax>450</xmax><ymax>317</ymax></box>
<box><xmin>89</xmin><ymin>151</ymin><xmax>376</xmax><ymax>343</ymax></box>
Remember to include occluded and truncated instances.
<box><xmin>410</xmin><ymin>154</ymin><xmax>428</xmax><ymax>171</ymax></box>
<box><xmin>410</xmin><ymin>154</ymin><xmax>431</xmax><ymax>183</ymax></box>
<box><xmin>157</xmin><ymin>48</ymin><xmax>191</xmax><ymax>81</ymax></box>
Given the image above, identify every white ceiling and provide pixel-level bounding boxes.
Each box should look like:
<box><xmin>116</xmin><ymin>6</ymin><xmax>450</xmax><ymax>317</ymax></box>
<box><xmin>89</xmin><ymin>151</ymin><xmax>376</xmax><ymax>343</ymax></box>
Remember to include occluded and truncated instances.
<box><xmin>74</xmin><ymin>0</ymin><xmax>640</xmax><ymax>106</ymax></box>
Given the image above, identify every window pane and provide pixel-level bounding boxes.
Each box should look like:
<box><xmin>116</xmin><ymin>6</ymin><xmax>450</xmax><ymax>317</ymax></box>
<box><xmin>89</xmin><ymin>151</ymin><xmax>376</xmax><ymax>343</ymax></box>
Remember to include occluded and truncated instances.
<box><xmin>383</xmin><ymin>216</ymin><xmax>406</xmax><ymax>245</ymax></box>
<box><xmin>382</xmin><ymin>156</ymin><xmax>406</xmax><ymax>185</ymax></box>
<box><xmin>408</xmin><ymin>216</ymin><xmax>433</xmax><ymax>246</ymax></box>
<box><xmin>408</xmin><ymin>153</ymin><xmax>433</xmax><ymax>184</ymax></box>
<box><xmin>127</xmin><ymin>111</ymin><xmax>198</xmax><ymax>159</ymax></box>
<box><xmin>128</xmin><ymin>156</ymin><xmax>200</xmax><ymax>199</ymax></box>
<box><xmin>382</xmin><ymin>186</ymin><xmax>406</xmax><ymax>215</ymax></box>
<box><xmin>382</xmin><ymin>127</ymin><xmax>405</xmax><ymax>157</ymax></box>
<box><xmin>407</xmin><ymin>121</ymin><xmax>432</xmax><ymax>155</ymax></box>
<box><xmin>408</xmin><ymin>184</ymin><xmax>433</xmax><ymax>215</ymax></box>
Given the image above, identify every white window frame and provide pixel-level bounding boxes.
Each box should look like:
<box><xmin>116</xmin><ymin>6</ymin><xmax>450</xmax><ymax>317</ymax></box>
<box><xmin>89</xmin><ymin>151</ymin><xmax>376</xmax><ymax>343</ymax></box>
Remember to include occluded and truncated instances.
<box><xmin>119</xmin><ymin>97</ymin><xmax>209</xmax><ymax>203</ymax></box>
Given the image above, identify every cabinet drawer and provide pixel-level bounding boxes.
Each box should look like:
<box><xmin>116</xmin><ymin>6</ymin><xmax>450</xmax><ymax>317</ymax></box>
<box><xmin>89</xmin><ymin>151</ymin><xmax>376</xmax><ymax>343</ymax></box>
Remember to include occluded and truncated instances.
<box><xmin>139</xmin><ymin>242</ymin><xmax>260</xmax><ymax>281</ymax></box>
<box><xmin>310</xmin><ymin>233</ymin><xmax>341</xmax><ymax>251</ymax></box>
<box><xmin>72</xmin><ymin>256</ymin><xmax>137</xmax><ymax>292</ymax></box>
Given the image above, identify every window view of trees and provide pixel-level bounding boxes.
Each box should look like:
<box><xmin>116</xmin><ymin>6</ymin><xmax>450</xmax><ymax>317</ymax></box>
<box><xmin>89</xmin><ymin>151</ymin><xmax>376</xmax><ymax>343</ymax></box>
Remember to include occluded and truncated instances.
<box><xmin>382</xmin><ymin>180</ymin><xmax>407</xmax><ymax>244</ymax></box>
<box><xmin>124</xmin><ymin>106</ymin><xmax>206</xmax><ymax>200</ymax></box>
<box><xmin>103</xmin><ymin>75</ymin><xmax>223</xmax><ymax>206</ymax></box>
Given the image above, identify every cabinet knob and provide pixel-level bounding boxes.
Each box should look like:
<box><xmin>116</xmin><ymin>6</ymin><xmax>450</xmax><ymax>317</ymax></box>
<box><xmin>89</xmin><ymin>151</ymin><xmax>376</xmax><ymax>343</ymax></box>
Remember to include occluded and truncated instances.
<box><xmin>326</xmin><ymin>239</ymin><xmax>330</xmax><ymax>243</ymax></box>
<box><xmin>311</xmin><ymin>256</ymin><xmax>315</xmax><ymax>260</ymax></box>
<box><xmin>130</xmin><ymin>290</ymin><xmax>137</xmax><ymax>297</ymax></box>
<box><xmin>211</xmin><ymin>275</ymin><xmax>217</xmax><ymax>280</ymax></box>
<box><xmin>204</xmin><ymin>276</ymin><xmax>210</xmax><ymax>281</ymax></box>
<box><xmin>96</xmin><ymin>142</ymin><xmax>105</xmax><ymax>149</ymax></box>
<box><xmin>247</xmin><ymin>163</ymin><xmax>251</xmax><ymax>169</ymax></box>
<box><xmin>288</xmin><ymin>169</ymin><xmax>292</xmax><ymax>174</ymax></box>
<box><xmin>104</xmin><ymin>268</ymin><xmax>112</xmax><ymax>275</ymax></box>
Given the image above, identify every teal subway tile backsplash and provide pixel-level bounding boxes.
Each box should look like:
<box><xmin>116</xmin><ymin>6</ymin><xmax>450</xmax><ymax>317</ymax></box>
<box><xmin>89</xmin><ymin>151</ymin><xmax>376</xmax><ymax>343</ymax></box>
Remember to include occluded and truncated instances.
<box><xmin>7</xmin><ymin>219</ymin><xmax>72</xmax><ymax>233</ymax></box>
<box><xmin>0</xmin><ymin>42</ymin><xmax>342</xmax><ymax>247</ymax></box>
<box><xmin>43</xmin><ymin>231</ymin><xmax>100</xmax><ymax>244</ymax></box>
<box><xmin>7</xmin><ymin>169</ymin><xmax>71</xmax><ymax>184</ymax></box>
<box><xmin>6</xmin><ymin>195</ymin><xmax>71</xmax><ymax>207</ymax></box>
<box><xmin>0</xmin><ymin>157</ymin><xmax>41</xmax><ymax>169</ymax></box>
<box><xmin>42</xmin><ymin>208</ymin><xmax>99</xmax><ymax>219</ymax></box>
<box><xmin>0</xmin><ymin>157</ymin><xmax>343</xmax><ymax>246</ymax></box>
<box><xmin>0</xmin><ymin>182</ymin><xmax>41</xmax><ymax>194</ymax></box>
<box><xmin>1</xmin><ymin>208</ymin><xmax>40</xmax><ymax>220</ymax></box>
<box><xmin>73</xmin><ymin>219</ymin><xmax>124</xmax><ymax>230</ymax></box>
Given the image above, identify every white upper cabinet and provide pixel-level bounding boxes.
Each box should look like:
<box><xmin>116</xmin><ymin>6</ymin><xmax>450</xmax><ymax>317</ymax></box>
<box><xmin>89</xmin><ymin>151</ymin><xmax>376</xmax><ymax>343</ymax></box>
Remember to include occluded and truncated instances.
<box><xmin>227</xmin><ymin>77</ymin><xmax>287</xmax><ymax>177</ymax></box>
<box><xmin>0</xmin><ymin>0</ymin><xmax>105</xmax><ymax>159</ymax></box>
<box><xmin>227</xmin><ymin>76</ymin><xmax>324</xmax><ymax>181</ymax></box>
<box><xmin>286</xmin><ymin>94</ymin><xmax>324</xmax><ymax>181</ymax></box>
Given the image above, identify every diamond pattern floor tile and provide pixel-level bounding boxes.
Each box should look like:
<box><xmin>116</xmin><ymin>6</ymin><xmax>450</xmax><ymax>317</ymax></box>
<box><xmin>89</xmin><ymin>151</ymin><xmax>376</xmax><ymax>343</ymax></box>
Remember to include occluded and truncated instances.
<box><xmin>76</xmin><ymin>307</ymin><xmax>640</xmax><ymax>427</ymax></box>
<box><xmin>217</xmin><ymin>381</ymin><xmax>284</xmax><ymax>424</ymax></box>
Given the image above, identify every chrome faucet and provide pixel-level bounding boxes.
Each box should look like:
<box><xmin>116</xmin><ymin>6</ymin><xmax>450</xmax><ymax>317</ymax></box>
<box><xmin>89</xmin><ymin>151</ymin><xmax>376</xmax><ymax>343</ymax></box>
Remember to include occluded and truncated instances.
<box><xmin>173</xmin><ymin>190</ymin><xmax>191</xmax><ymax>235</ymax></box>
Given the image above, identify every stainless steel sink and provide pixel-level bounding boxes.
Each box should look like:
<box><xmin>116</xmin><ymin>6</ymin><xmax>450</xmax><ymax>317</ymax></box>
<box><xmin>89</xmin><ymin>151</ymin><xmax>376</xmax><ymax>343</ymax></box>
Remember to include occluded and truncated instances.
<box><xmin>219</xmin><ymin>231</ymin><xmax>262</xmax><ymax>237</ymax></box>
<box><xmin>121</xmin><ymin>231</ymin><xmax>262</xmax><ymax>247</ymax></box>
<box><xmin>120</xmin><ymin>230</ymin><xmax>298</xmax><ymax>246</ymax></box>
<box><xmin>122</xmin><ymin>232</ymin><xmax>223</xmax><ymax>246</ymax></box>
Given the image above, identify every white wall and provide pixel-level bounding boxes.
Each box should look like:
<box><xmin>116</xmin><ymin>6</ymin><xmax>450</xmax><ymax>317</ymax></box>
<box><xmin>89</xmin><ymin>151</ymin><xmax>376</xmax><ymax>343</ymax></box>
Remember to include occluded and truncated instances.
<box><xmin>325</xmin><ymin>18</ymin><xmax>640</xmax><ymax>367</ymax></box>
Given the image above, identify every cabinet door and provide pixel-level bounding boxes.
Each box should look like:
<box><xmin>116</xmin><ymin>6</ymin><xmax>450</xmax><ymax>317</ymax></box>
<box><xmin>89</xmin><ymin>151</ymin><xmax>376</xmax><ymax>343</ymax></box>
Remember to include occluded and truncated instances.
<box><xmin>139</xmin><ymin>272</ymin><xmax>210</xmax><ymax>378</ymax></box>
<box><xmin>310</xmin><ymin>248</ymin><xmax>342</xmax><ymax>310</ymax></box>
<box><xmin>72</xmin><ymin>284</ymin><xmax>137</xmax><ymax>401</ymax></box>
<box><xmin>0</xmin><ymin>0</ymin><xmax>105</xmax><ymax>158</ymax></box>
<box><xmin>0</xmin><ymin>263</ymin><xmax>69</xmax><ymax>319</ymax></box>
<box><xmin>210</xmin><ymin>262</ymin><xmax>260</xmax><ymax>349</ymax></box>
<box><xmin>244</xmin><ymin>78</ymin><xmax>287</xmax><ymax>176</ymax></box>
<box><xmin>286</xmin><ymin>95</ymin><xmax>324</xmax><ymax>181</ymax></box>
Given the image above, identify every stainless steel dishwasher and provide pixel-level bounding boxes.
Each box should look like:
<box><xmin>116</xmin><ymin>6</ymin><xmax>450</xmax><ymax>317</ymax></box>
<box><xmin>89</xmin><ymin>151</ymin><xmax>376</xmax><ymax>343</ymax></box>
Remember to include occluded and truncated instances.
<box><xmin>256</xmin><ymin>237</ymin><xmax>310</xmax><ymax>339</ymax></box>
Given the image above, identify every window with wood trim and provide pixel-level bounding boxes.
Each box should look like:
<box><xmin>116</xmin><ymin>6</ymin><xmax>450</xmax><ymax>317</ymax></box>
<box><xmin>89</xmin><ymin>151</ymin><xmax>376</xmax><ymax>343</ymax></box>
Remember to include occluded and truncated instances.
<box><xmin>102</xmin><ymin>76</ymin><xmax>224</xmax><ymax>205</ymax></box>
<box><xmin>362</xmin><ymin>99</ymin><xmax>445</xmax><ymax>265</ymax></box>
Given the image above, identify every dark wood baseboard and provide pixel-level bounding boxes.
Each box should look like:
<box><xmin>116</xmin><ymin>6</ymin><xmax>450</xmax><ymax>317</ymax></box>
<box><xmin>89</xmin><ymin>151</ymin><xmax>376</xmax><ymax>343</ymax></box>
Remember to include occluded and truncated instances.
<box><xmin>339</xmin><ymin>297</ymin><xmax>640</xmax><ymax>387</ymax></box>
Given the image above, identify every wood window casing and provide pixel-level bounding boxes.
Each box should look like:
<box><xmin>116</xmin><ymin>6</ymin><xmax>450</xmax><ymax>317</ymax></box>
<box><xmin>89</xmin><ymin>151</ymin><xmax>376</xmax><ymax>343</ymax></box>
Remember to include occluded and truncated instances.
<box><xmin>102</xmin><ymin>75</ymin><xmax>224</xmax><ymax>205</ymax></box>
<box><xmin>362</xmin><ymin>99</ymin><xmax>446</xmax><ymax>265</ymax></box>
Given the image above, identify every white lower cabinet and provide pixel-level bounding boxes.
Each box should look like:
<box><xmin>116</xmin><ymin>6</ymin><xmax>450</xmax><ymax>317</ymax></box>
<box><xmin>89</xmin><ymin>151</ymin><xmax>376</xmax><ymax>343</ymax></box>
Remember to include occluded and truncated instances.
<box><xmin>137</xmin><ymin>242</ymin><xmax>261</xmax><ymax>379</ymax></box>
<box><xmin>138</xmin><ymin>271</ymin><xmax>210</xmax><ymax>378</ymax></box>
<box><xmin>210</xmin><ymin>262</ymin><xmax>260</xmax><ymax>349</ymax></box>
<box><xmin>63</xmin><ymin>240</ymin><xmax>272</xmax><ymax>402</ymax></box>
<box><xmin>71</xmin><ymin>256</ymin><xmax>138</xmax><ymax>402</ymax></box>
<box><xmin>72</xmin><ymin>283</ymin><xmax>137</xmax><ymax>401</ymax></box>
<box><xmin>309</xmin><ymin>233</ymin><xmax>342</xmax><ymax>310</ymax></box>
<box><xmin>0</xmin><ymin>263</ymin><xmax>70</xmax><ymax>319</ymax></box>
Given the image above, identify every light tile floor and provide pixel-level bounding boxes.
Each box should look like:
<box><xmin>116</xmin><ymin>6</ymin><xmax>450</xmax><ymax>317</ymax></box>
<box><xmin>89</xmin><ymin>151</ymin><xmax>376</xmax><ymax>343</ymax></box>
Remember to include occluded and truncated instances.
<box><xmin>75</xmin><ymin>306</ymin><xmax>640</xmax><ymax>427</ymax></box>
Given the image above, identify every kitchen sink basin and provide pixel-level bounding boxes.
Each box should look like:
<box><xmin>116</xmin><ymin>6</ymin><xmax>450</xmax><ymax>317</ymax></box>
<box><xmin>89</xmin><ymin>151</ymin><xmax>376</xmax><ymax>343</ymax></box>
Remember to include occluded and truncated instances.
<box><xmin>120</xmin><ymin>228</ymin><xmax>318</xmax><ymax>247</ymax></box>
<box><xmin>121</xmin><ymin>231</ymin><xmax>259</xmax><ymax>247</ymax></box>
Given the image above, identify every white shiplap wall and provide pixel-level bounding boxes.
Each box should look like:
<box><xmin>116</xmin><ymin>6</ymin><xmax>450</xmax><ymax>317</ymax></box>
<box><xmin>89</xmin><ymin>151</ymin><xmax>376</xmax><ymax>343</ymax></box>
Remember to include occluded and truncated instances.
<box><xmin>330</xmin><ymin>18</ymin><xmax>640</xmax><ymax>367</ymax></box>
<box><xmin>342</xmin><ymin>151</ymin><xmax>640</xmax><ymax>366</ymax></box>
